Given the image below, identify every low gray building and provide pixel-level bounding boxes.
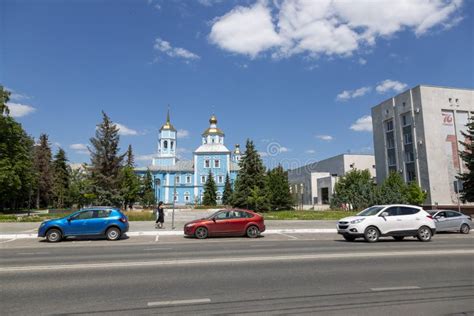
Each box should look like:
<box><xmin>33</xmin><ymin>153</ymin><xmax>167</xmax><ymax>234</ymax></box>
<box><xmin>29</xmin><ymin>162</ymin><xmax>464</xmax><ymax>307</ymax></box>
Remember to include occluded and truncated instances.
<box><xmin>288</xmin><ymin>154</ymin><xmax>375</xmax><ymax>206</ymax></box>
<box><xmin>371</xmin><ymin>85</ymin><xmax>474</xmax><ymax>206</ymax></box>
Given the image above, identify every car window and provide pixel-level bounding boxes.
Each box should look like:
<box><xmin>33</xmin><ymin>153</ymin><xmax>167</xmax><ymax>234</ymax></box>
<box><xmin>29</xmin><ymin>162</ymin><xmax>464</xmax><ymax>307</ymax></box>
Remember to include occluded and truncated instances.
<box><xmin>97</xmin><ymin>210</ymin><xmax>111</xmax><ymax>218</ymax></box>
<box><xmin>215</xmin><ymin>211</ymin><xmax>230</xmax><ymax>220</ymax></box>
<box><xmin>243</xmin><ymin>212</ymin><xmax>254</xmax><ymax>218</ymax></box>
<box><xmin>385</xmin><ymin>207</ymin><xmax>400</xmax><ymax>216</ymax></box>
<box><xmin>436</xmin><ymin>211</ymin><xmax>447</xmax><ymax>217</ymax></box>
<box><xmin>447</xmin><ymin>211</ymin><xmax>461</xmax><ymax>218</ymax></box>
<box><xmin>399</xmin><ymin>207</ymin><xmax>419</xmax><ymax>215</ymax></box>
<box><xmin>74</xmin><ymin>211</ymin><xmax>94</xmax><ymax>220</ymax></box>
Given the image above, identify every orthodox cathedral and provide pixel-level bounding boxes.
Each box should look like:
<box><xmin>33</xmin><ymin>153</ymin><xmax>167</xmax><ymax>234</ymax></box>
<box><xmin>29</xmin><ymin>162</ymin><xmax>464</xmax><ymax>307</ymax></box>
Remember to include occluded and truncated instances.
<box><xmin>136</xmin><ymin>112</ymin><xmax>241</xmax><ymax>204</ymax></box>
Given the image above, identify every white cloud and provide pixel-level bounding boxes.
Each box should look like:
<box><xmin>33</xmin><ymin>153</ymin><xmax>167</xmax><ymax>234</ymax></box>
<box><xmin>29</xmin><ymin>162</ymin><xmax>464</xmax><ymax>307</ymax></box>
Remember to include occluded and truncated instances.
<box><xmin>375</xmin><ymin>79</ymin><xmax>408</xmax><ymax>94</ymax></box>
<box><xmin>306</xmin><ymin>149</ymin><xmax>316</xmax><ymax>154</ymax></box>
<box><xmin>70</xmin><ymin>143</ymin><xmax>89</xmax><ymax>155</ymax></box>
<box><xmin>279</xmin><ymin>146</ymin><xmax>290</xmax><ymax>153</ymax></box>
<box><xmin>209</xmin><ymin>2</ymin><xmax>282</xmax><ymax>58</ymax></box>
<box><xmin>315</xmin><ymin>135</ymin><xmax>334</xmax><ymax>141</ymax></box>
<box><xmin>336</xmin><ymin>86</ymin><xmax>371</xmax><ymax>101</ymax></box>
<box><xmin>177</xmin><ymin>129</ymin><xmax>190</xmax><ymax>138</ymax></box>
<box><xmin>6</xmin><ymin>102</ymin><xmax>36</xmax><ymax>117</ymax></box>
<box><xmin>154</xmin><ymin>38</ymin><xmax>200</xmax><ymax>60</ymax></box>
<box><xmin>358</xmin><ymin>58</ymin><xmax>367</xmax><ymax>65</ymax></box>
<box><xmin>350</xmin><ymin>115</ymin><xmax>373</xmax><ymax>132</ymax></box>
<box><xmin>114</xmin><ymin>123</ymin><xmax>138</xmax><ymax>136</ymax></box>
<box><xmin>209</xmin><ymin>0</ymin><xmax>463</xmax><ymax>59</ymax></box>
<box><xmin>198</xmin><ymin>0</ymin><xmax>223</xmax><ymax>6</ymax></box>
<box><xmin>136</xmin><ymin>154</ymin><xmax>155</xmax><ymax>162</ymax></box>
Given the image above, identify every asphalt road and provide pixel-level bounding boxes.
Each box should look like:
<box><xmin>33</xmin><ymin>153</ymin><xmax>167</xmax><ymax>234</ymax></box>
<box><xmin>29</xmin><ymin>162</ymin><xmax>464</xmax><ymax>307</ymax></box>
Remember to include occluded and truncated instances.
<box><xmin>1</xmin><ymin>234</ymin><xmax>473</xmax><ymax>315</ymax></box>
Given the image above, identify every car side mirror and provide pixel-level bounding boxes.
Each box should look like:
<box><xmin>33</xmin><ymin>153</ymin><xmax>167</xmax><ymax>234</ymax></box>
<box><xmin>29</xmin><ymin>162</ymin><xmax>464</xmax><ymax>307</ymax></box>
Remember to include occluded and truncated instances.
<box><xmin>212</xmin><ymin>218</ymin><xmax>216</xmax><ymax>222</ymax></box>
<box><xmin>380</xmin><ymin>212</ymin><xmax>389</xmax><ymax>217</ymax></box>
<box><xmin>67</xmin><ymin>217</ymin><xmax>72</xmax><ymax>222</ymax></box>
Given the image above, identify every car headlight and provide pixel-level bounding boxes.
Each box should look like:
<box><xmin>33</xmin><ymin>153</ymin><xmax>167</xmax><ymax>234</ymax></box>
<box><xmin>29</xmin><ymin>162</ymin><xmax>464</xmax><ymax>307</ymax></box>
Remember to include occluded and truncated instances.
<box><xmin>185</xmin><ymin>223</ymin><xmax>196</xmax><ymax>228</ymax></box>
<box><xmin>40</xmin><ymin>222</ymin><xmax>46</xmax><ymax>228</ymax></box>
<box><xmin>350</xmin><ymin>218</ymin><xmax>365</xmax><ymax>224</ymax></box>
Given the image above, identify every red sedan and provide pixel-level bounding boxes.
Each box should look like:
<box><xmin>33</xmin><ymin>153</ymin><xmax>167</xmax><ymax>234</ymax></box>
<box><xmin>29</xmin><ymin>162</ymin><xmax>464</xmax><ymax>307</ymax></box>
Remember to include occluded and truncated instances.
<box><xmin>184</xmin><ymin>209</ymin><xmax>265</xmax><ymax>239</ymax></box>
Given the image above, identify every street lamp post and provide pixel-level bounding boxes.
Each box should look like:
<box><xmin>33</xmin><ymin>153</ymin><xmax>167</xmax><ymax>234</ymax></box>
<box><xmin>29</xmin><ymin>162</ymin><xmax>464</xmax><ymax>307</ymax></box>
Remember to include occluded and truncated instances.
<box><xmin>172</xmin><ymin>176</ymin><xmax>177</xmax><ymax>230</ymax></box>
<box><xmin>300</xmin><ymin>183</ymin><xmax>304</xmax><ymax>210</ymax></box>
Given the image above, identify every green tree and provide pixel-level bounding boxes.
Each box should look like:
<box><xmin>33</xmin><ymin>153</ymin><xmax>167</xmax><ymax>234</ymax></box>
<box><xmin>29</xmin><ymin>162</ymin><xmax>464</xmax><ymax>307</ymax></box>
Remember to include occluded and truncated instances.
<box><xmin>140</xmin><ymin>169</ymin><xmax>156</xmax><ymax>208</ymax></box>
<box><xmin>0</xmin><ymin>113</ymin><xmax>35</xmax><ymax>210</ymax></box>
<box><xmin>232</xmin><ymin>139</ymin><xmax>266</xmax><ymax>210</ymax></box>
<box><xmin>52</xmin><ymin>148</ymin><xmax>70</xmax><ymax>208</ymax></box>
<box><xmin>89</xmin><ymin>111</ymin><xmax>124</xmax><ymax>206</ymax></box>
<box><xmin>406</xmin><ymin>181</ymin><xmax>427</xmax><ymax>205</ymax></box>
<box><xmin>331</xmin><ymin>169</ymin><xmax>375</xmax><ymax>210</ymax></box>
<box><xmin>459</xmin><ymin>117</ymin><xmax>474</xmax><ymax>202</ymax></box>
<box><xmin>247</xmin><ymin>186</ymin><xmax>270</xmax><ymax>211</ymax></box>
<box><xmin>120</xmin><ymin>145</ymin><xmax>140</xmax><ymax>210</ymax></box>
<box><xmin>68</xmin><ymin>166</ymin><xmax>95</xmax><ymax>208</ymax></box>
<box><xmin>377</xmin><ymin>171</ymin><xmax>408</xmax><ymax>205</ymax></box>
<box><xmin>33</xmin><ymin>134</ymin><xmax>53</xmax><ymax>208</ymax></box>
<box><xmin>202</xmin><ymin>170</ymin><xmax>217</xmax><ymax>206</ymax></box>
<box><xmin>265</xmin><ymin>165</ymin><xmax>293</xmax><ymax>210</ymax></box>
<box><xmin>1</xmin><ymin>85</ymin><xmax>11</xmax><ymax>115</ymax></box>
<box><xmin>222</xmin><ymin>174</ymin><xmax>233</xmax><ymax>205</ymax></box>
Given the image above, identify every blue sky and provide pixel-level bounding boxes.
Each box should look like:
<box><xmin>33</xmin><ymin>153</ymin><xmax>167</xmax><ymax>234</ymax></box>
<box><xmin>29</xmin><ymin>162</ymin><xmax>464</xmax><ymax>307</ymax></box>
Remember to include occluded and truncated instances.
<box><xmin>2</xmin><ymin>0</ymin><xmax>473</xmax><ymax>168</ymax></box>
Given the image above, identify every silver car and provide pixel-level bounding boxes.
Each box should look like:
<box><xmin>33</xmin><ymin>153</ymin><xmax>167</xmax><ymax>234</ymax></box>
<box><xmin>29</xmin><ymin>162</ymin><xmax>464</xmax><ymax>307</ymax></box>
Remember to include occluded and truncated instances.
<box><xmin>428</xmin><ymin>210</ymin><xmax>472</xmax><ymax>234</ymax></box>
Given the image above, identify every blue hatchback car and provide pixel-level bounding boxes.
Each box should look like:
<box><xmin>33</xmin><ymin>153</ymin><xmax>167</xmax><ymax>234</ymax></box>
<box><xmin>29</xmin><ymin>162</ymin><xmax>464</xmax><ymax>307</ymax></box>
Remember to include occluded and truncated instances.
<box><xmin>38</xmin><ymin>207</ymin><xmax>129</xmax><ymax>242</ymax></box>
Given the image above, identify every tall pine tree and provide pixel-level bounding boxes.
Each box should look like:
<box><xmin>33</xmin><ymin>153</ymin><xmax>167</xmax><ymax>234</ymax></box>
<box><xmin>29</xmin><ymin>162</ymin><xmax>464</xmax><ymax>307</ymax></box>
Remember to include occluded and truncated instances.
<box><xmin>266</xmin><ymin>165</ymin><xmax>293</xmax><ymax>210</ymax></box>
<box><xmin>120</xmin><ymin>145</ymin><xmax>141</xmax><ymax>210</ymax></box>
<box><xmin>52</xmin><ymin>148</ymin><xmax>70</xmax><ymax>208</ymax></box>
<box><xmin>222</xmin><ymin>174</ymin><xmax>233</xmax><ymax>205</ymax></box>
<box><xmin>33</xmin><ymin>134</ymin><xmax>53</xmax><ymax>208</ymax></box>
<box><xmin>140</xmin><ymin>169</ymin><xmax>156</xmax><ymax>208</ymax></box>
<box><xmin>202</xmin><ymin>170</ymin><xmax>217</xmax><ymax>206</ymax></box>
<box><xmin>89</xmin><ymin>111</ymin><xmax>124</xmax><ymax>206</ymax></box>
<box><xmin>1</xmin><ymin>85</ymin><xmax>11</xmax><ymax>115</ymax></box>
<box><xmin>232</xmin><ymin>139</ymin><xmax>266</xmax><ymax>210</ymax></box>
<box><xmin>459</xmin><ymin>118</ymin><xmax>474</xmax><ymax>202</ymax></box>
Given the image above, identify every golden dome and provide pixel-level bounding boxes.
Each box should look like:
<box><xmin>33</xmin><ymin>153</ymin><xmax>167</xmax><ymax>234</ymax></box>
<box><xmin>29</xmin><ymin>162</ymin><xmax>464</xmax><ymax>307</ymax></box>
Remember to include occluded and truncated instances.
<box><xmin>160</xmin><ymin>109</ymin><xmax>177</xmax><ymax>132</ymax></box>
<box><xmin>209</xmin><ymin>114</ymin><xmax>218</xmax><ymax>125</ymax></box>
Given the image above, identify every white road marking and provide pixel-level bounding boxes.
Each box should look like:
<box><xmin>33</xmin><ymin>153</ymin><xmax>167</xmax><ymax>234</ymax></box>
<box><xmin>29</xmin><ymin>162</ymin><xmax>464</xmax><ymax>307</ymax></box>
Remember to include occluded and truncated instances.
<box><xmin>147</xmin><ymin>298</ymin><xmax>211</xmax><ymax>307</ymax></box>
<box><xmin>278</xmin><ymin>232</ymin><xmax>298</xmax><ymax>240</ymax></box>
<box><xmin>155</xmin><ymin>235</ymin><xmax>159</xmax><ymax>242</ymax></box>
<box><xmin>0</xmin><ymin>238</ymin><xmax>17</xmax><ymax>244</ymax></box>
<box><xmin>1</xmin><ymin>249</ymin><xmax>472</xmax><ymax>273</ymax></box>
<box><xmin>371</xmin><ymin>286</ymin><xmax>421</xmax><ymax>291</ymax></box>
<box><xmin>16</xmin><ymin>252</ymin><xmax>50</xmax><ymax>255</ymax></box>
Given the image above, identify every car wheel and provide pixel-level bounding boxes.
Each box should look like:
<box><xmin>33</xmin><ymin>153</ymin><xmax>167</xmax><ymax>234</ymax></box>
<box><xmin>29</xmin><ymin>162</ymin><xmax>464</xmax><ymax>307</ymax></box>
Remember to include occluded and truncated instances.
<box><xmin>460</xmin><ymin>223</ymin><xmax>470</xmax><ymax>234</ymax></box>
<box><xmin>106</xmin><ymin>227</ymin><xmax>121</xmax><ymax>241</ymax></box>
<box><xmin>393</xmin><ymin>236</ymin><xmax>405</xmax><ymax>241</ymax></box>
<box><xmin>417</xmin><ymin>226</ymin><xmax>432</xmax><ymax>242</ymax></box>
<box><xmin>364</xmin><ymin>226</ymin><xmax>380</xmax><ymax>243</ymax></box>
<box><xmin>246</xmin><ymin>225</ymin><xmax>260</xmax><ymax>238</ymax></box>
<box><xmin>195</xmin><ymin>227</ymin><xmax>208</xmax><ymax>239</ymax></box>
<box><xmin>46</xmin><ymin>228</ymin><xmax>62</xmax><ymax>243</ymax></box>
<box><xmin>343</xmin><ymin>235</ymin><xmax>356</xmax><ymax>242</ymax></box>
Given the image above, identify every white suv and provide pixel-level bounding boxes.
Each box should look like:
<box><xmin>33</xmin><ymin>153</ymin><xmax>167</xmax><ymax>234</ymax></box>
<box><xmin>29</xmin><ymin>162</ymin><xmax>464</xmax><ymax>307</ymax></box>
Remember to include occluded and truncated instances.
<box><xmin>337</xmin><ymin>205</ymin><xmax>436</xmax><ymax>242</ymax></box>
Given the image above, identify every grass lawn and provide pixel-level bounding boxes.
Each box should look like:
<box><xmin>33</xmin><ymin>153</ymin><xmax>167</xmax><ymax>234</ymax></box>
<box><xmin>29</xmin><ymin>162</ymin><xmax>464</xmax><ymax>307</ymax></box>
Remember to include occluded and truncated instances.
<box><xmin>263</xmin><ymin>210</ymin><xmax>359</xmax><ymax>220</ymax></box>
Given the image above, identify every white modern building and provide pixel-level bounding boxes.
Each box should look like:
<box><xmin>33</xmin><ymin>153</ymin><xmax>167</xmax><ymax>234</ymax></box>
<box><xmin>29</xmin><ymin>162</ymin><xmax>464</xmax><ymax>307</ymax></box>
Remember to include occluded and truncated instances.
<box><xmin>371</xmin><ymin>85</ymin><xmax>474</xmax><ymax>206</ymax></box>
<box><xmin>288</xmin><ymin>154</ymin><xmax>375</xmax><ymax>205</ymax></box>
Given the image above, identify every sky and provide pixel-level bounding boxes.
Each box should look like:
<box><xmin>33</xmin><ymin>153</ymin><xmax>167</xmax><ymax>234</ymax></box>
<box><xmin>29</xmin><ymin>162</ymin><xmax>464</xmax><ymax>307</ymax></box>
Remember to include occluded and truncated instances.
<box><xmin>2</xmin><ymin>0</ymin><xmax>474</xmax><ymax>169</ymax></box>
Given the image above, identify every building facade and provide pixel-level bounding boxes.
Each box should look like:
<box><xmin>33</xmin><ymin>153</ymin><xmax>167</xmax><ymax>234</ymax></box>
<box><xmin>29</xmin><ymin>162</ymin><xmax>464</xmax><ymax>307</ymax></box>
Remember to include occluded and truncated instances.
<box><xmin>288</xmin><ymin>154</ymin><xmax>376</xmax><ymax>205</ymax></box>
<box><xmin>136</xmin><ymin>112</ymin><xmax>241</xmax><ymax>204</ymax></box>
<box><xmin>371</xmin><ymin>85</ymin><xmax>474</xmax><ymax>206</ymax></box>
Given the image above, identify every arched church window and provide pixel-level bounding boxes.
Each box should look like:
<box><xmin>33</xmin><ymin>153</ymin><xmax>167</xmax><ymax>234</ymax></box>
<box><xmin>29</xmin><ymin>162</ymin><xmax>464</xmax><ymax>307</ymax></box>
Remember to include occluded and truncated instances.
<box><xmin>164</xmin><ymin>140</ymin><xmax>168</xmax><ymax>149</ymax></box>
<box><xmin>171</xmin><ymin>141</ymin><xmax>174</xmax><ymax>150</ymax></box>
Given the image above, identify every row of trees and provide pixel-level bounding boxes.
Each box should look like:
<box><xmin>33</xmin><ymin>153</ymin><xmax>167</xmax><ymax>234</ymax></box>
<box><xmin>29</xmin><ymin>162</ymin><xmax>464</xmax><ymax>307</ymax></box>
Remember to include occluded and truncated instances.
<box><xmin>1</xmin><ymin>85</ymin><xmax>154</xmax><ymax>210</ymax></box>
<box><xmin>201</xmin><ymin>140</ymin><xmax>294</xmax><ymax>211</ymax></box>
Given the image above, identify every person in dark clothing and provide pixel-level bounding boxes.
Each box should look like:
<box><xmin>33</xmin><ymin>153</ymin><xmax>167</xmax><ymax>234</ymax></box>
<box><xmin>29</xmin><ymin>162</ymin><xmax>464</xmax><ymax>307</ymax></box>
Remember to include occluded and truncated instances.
<box><xmin>155</xmin><ymin>201</ymin><xmax>165</xmax><ymax>229</ymax></box>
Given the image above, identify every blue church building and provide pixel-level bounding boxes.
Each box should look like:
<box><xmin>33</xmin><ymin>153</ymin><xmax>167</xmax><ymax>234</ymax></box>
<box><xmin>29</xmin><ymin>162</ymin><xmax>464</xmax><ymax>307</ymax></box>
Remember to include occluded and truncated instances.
<box><xmin>136</xmin><ymin>112</ymin><xmax>241</xmax><ymax>205</ymax></box>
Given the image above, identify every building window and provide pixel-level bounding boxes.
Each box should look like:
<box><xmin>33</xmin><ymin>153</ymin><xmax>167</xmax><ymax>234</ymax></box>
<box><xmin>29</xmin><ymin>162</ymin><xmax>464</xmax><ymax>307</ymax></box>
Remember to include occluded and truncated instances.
<box><xmin>201</xmin><ymin>176</ymin><xmax>206</xmax><ymax>183</ymax></box>
<box><xmin>218</xmin><ymin>175</ymin><xmax>224</xmax><ymax>183</ymax></box>
<box><xmin>171</xmin><ymin>141</ymin><xmax>174</xmax><ymax>150</ymax></box>
<box><xmin>186</xmin><ymin>176</ymin><xmax>191</xmax><ymax>184</ymax></box>
<box><xmin>217</xmin><ymin>192</ymin><xmax>222</xmax><ymax>201</ymax></box>
<box><xmin>184</xmin><ymin>192</ymin><xmax>190</xmax><ymax>202</ymax></box>
<box><xmin>164</xmin><ymin>140</ymin><xmax>168</xmax><ymax>149</ymax></box>
<box><xmin>405</xmin><ymin>151</ymin><xmax>414</xmax><ymax>163</ymax></box>
<box><xmin>204</xmin><ymin>159</ymin><xmax>210</xmax><ymax>168</ymax></box>
<box><xmin>214</xmin><ymin>160</ymin><xmax>220</xmax><ymax>168</ymax></box>
<box><xmin>385</xmin><ymin>120</ymin><xmax>394</xmax><ymax>132</ymax></box>
<box><xmin>406</xmin><ymin>163</ymin><xmax>416</xmax><ymax>182</ymax></box>
<box><xmin>386</xmin><ymin>132</ymin><xmax>395</xmax><ymax>149</ymax></box>
<box><xmin>175</xmin><ymin>175</ymin><xmax>180</xmax><ymax>184</ymax></box>
<box><xmin>174</xmin><ymin>193</ymin><xmax>178</xmax><ymax>202</ymax></box>
<box><xmin>403</xmin><ymin>132</ymin><xmax>412</xmax><ymax>145</ymax></box>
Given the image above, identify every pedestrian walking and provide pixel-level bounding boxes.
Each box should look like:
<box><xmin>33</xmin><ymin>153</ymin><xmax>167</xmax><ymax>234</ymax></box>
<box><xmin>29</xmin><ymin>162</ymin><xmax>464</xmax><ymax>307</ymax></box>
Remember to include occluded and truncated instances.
<box><xmin>154</xmin><ymin>201</ymin><xmax>165</xmax><ymax>229</ymax></box>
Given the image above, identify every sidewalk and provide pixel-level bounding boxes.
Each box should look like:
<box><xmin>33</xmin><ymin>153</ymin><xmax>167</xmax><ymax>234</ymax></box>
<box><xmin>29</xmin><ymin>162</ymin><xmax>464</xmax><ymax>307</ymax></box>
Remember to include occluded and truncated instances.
<box><xmin>0</xmin><ymin>220</ymin><xmax>338</xmax><ymax>239</ymax></box>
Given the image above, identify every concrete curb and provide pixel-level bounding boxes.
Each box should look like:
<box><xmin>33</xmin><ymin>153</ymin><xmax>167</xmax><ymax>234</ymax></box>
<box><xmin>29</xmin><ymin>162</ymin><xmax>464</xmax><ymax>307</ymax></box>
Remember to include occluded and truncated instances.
<box><xmin>0</xmin><ymin>228</ymin><xmax>337</xmax><ymax>239</ymax></box>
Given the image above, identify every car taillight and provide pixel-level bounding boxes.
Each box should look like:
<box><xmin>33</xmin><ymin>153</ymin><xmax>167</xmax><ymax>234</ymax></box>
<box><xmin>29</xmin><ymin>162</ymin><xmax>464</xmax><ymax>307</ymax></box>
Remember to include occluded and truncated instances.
<box><xmin>427</xmin><ymin>215</ymin><xmax>433</xmax><ymax>220</ymax></box>
<box><xmin>119</xmin><ymin>217</ymin><xmax>128</xmax><ymax>223</ymax></box>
